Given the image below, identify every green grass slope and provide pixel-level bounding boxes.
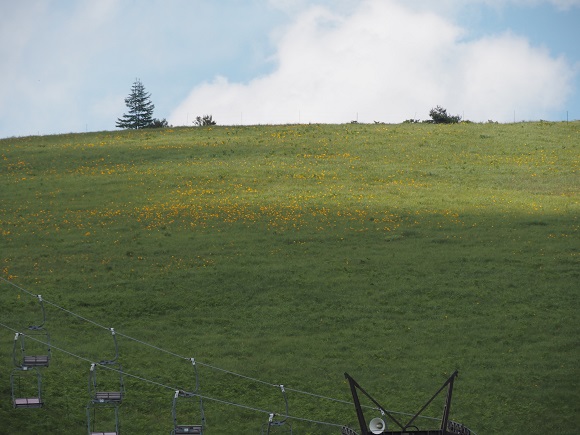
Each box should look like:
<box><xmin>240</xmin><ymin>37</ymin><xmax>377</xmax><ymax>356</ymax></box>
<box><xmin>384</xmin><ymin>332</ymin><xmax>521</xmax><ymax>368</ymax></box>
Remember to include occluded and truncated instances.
<box><xmin>1</xmin><ymin>122</ymin><xmax>578</xmax><ymax>434</ymax></box>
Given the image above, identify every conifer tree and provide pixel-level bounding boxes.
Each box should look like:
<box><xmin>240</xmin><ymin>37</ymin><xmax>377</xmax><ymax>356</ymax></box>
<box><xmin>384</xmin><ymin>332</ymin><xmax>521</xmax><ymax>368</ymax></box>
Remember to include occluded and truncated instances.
<box><xmin>116</xmin><ymin>79</ymin><xmax>155</xmax><ymax>129</ymax></box>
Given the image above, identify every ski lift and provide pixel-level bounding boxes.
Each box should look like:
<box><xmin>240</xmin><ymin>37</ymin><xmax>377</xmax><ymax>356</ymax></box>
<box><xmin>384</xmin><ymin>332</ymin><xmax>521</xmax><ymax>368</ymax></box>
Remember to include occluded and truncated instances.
<box><xmin>88</xmin><ymin>328</ymin><xmax>124</xmax><ymax>403</ymax></box>
<box><xmin>28</xmin><ymin>294</ymin><xmax>47</xmax><ymax>331</ymax></box>
<box><xmin>171</xmin><ymin>358</ymin><xmax>205</xmax><ymax>435</ymax></box>
<box><xmin>260</xmin><ymin>385</ymin><xmax>292</xmax><ymax>434</ymax></box>
<box><xmin>86</xmin><ymin>401</ymin><xmax>120</xmax><ymax>435</ymax></box>
<box><xmin>10</xmin><ymin>367</ymin><xmax>44</xmax><ymax>408</ymax></box>
<box><xmin>13</xmin><ymin>332</ymin><xmax>51</xmax><ymax>368</ymax></box>
<box><xmin>171</xmin><ymin>390</ymin><xmax>205</xmax><ymax>434</ymax></box>
<box><xmin>99</xmin><ymin>328</ymin><xmax>120</xmax><ymax>366</ymax></box>
<box><xmin>89</xmin><ymin>362</ymin><xmax>125</xmax><ymax>403</ymax></box>
<box><xmin>12</xmin><ymin>295</ymin><xmax>51</xmax><ymax>368</ymax></box>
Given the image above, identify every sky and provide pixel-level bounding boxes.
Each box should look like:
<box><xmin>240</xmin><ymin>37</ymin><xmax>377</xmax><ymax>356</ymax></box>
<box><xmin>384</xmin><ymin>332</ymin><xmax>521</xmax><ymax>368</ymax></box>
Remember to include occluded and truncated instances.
<box><xmin>1</xmin><ymin>0</ymin><xmax>579</xmax><ymax>138</ymax></box>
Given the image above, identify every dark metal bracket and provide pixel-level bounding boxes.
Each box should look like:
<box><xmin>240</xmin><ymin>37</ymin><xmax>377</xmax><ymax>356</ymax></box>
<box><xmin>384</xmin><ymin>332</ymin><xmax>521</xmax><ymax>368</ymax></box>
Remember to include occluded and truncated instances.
<box><xmin>344</xmin><ymin>371</ymin><xmax>470</xmax><ymax>435</ymax></box>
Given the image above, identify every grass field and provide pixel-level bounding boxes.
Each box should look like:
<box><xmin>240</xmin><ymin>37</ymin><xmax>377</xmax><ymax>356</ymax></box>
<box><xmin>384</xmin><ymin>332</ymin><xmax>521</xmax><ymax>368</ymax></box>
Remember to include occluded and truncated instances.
<box><xmin>0</xmin><ymin>122</ymin><xmax>578</xmax><ymax>434</ymax></box>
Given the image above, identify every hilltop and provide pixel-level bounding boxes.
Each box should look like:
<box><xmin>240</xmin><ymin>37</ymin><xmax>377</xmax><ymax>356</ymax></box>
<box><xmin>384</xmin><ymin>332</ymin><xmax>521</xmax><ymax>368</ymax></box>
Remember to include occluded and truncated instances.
<box><xmin>1</xmin><ymin>122</ymin><xmax>578</xmax><ymax>433</ymax></box>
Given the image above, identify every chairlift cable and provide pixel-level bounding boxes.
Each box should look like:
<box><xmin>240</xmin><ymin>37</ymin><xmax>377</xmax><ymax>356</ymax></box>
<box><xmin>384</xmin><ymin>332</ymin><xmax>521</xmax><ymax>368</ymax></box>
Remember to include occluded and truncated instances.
<box><xmin>192</xmin><ymin>391</ymin><xmax>345</xmax><ymax>429</ymax></box>
<box><xmin>195</xmin><ymin>360</ymin><xmax>277</xmax><ymax>387</ymax></box>
<box><xmin>2</xmin><ymin>278</ymin><xmax>278</xmax><ymax>386</ymax></box>
<box><xmin>1</xmin><ymin>276</ymin><xmax>37</xmax><ymax>297</ymax></box>
<box><xmin>1</xmin><ymin>278</ymin><xmax>447</xmax><ymax>423</ymax></box>
<box><xmin>2</xmin><ymin>324</ymin><xmax>344</xmax><ymax>430</ymax></box>
<box><xmin>1</xmin><ymin>279</ymin><xmax>437</xmax><ymax>421</ymax></box>
<box><xmin>44</xmin><ymin>296</ymin><xmax>111</xmax><ymax>332</ymax></box>
<box><xmin>115</xmin><ymin>330</ymin><xmax>190</xmax><ymax>360</ymax></box>
<box><xmin>0</xmin><ymin>321</ymin><xmax>171</xmax><ymax>391</ymax></box>
<box><xmin>1</xmin><ymin>276</ymin><xmax>111</xmax><ymax>331</ymax></box>
<box><xmin>282</xmin><ymin>385</ymin><xmax>442</xmax><ymax>422</ymax></box>
<box><xmin>1</xmin><ymin>321</ymin><xmax>348</xmax><ymax>430</ymax></box>
<box><xmin>1</xmin><ymin>278</ymin><xmax>437</xmax><ymax>421</ymax></box>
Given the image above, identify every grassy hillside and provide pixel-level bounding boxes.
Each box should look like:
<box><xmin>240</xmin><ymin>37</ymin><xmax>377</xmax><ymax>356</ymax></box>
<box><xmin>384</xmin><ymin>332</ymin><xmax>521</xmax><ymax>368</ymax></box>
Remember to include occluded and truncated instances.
<box><xmin>1</xmin><ymin>122</ymin><xmax>578</xmax><ymax>434</ymax></box>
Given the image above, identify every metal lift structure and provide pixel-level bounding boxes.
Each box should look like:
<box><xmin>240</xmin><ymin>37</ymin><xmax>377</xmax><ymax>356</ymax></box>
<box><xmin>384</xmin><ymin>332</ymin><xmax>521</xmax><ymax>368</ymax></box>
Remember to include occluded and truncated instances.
<box><xmin>12</xmin><ymin>295</ymin><xmax>51</xmax><ymax>369</ymax></box>
<box><xmin>87</xmin><ymin>328</ymin><xmax>124</xmax><ymax>435</ymax></box>
<box><xmin>10</xmin><ymin>367</ymin><xmax>44</xmax><ymax>409</ymax></box>
<box><xmin>344</xmin><ymin>371</ymin><xmax>471</xmax><ymax>435</ymax></box>
<box><xmin>171</xmin><ymin>358</ymin><xmax>205</xmax><ymax>435</ymax></box>
<box><xmin>10</xmin><ymin>294</ymin><xmax>51</xmax><ymax>409</ymax></box>
<box><xmin>260</xmin><ymin>385</ymin><xmax>292</xmax><ymax>434</ymax></box>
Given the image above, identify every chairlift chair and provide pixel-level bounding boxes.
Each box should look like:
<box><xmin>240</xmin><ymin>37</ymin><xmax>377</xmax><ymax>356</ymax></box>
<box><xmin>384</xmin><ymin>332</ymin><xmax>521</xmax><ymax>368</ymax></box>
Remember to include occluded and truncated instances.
<box><xmin>88</xmin><ymin>328</ymin><xmax>124</xmax><ymax>403</ymax></box>
<box><xmin>13</xmin><ymin>295</ymin><xmax>51</xmax><ymax>368</ymax></box>
<box><xmin>89</xmin><ymin>362</ymin><xmax>125</xmax><ymax>404</ymax></box>
<box><xmin>13</xmin><ymin>331</ymin><xmax>51</xmax><ymax>368</ymax></box>
<box><xmin>86</xmin><ymin>401</ymin><xmax>120</xmax><ymax>435</ymax></box>
<box><xmin>170</xmin><ymin>358</ymin><xmax>205</xmax><ymax>434</ymax></box>
<box><xmin>171</xmin><ymin>390</ymin><xmax>205</xmax><ymax>435</ymax></box>
<box><xmin>11</xmin><ymin>367</ymin><xmax>44</xmax><ymax>408</ymax></box>
<box><xmin>173</xmin><ymin>425</ymin><xmax>203</xmax><ymax>434</ymax></box>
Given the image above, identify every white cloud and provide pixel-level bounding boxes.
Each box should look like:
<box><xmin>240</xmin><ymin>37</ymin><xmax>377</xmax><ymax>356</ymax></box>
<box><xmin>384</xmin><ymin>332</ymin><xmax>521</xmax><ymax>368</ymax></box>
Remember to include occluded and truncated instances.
<box><xmin>411</xmin><ymin>0</ymin><xmax>580</xmax><ymax>12</ymax></box>
<box><xmin>485</xmin><ymin>0</ymin><xmax>580</xmax><ymax>9</ymax></box>
<box><xmin>0</xmin><ymin>0</ymin><xmax>123</xmax><ymax>136</ymax></box>
<box><xmin>170</xmin><ymin>0</ymin><xmax>576</xmax><ymax>125</ymax></box>
<box><xmin>549</xmin><ymin>0</ymin><xmax>580</xmax><ymax>8</ymax></box>
<box><xmin>454</xmin><ymin>33</ymin><xmax>575</xmax><ymax>121</ymax></box>
<box><xmin>1</xmin><ymin>0</ymin><xmax>576</xmax><ymax>137</ymax></box>
<box><xmin>0</xmin><ymin>0</ymin><xmax>295</xmax><ymax>137</ymax></box>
